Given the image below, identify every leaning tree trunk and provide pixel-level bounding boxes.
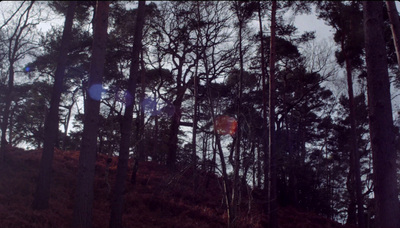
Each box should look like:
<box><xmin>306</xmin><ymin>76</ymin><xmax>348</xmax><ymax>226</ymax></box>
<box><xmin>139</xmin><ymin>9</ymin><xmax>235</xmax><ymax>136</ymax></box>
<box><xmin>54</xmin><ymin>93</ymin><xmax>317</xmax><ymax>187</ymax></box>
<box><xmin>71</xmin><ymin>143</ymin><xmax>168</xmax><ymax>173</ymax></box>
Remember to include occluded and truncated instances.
<box><xmin>109</xmin><ymin>1</ymin><xmax>146</xmax><ymax>228</ymax></box>
<box><xmin>32</xmin><ymin>1</ymin><xmax>77</xmax><ymax>210</ymax></box>
<box><xmin>72</xmin><ymin>2</ymin><xmax>110</xmax><ymax>228</ymax></box>
<box><xmin>363</xmin><ymin>2</ymin><xmax>400</xmax><ymax>228</ymax></box>
<box><xmin>386</xmin><ymin>1</ymin><xmax>400</xmax><ymax>66</ymax></box>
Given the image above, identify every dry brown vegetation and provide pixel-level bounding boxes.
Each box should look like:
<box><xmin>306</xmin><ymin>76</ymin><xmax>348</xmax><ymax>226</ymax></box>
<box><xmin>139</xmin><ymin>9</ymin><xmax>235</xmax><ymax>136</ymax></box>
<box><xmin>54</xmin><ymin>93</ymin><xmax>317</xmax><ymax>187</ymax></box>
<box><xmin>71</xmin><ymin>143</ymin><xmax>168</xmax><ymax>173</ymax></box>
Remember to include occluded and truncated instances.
<box><xmin>0</xmin><ymin>147</ymin><xmax>356</xmax><ymax>228</ymax></box>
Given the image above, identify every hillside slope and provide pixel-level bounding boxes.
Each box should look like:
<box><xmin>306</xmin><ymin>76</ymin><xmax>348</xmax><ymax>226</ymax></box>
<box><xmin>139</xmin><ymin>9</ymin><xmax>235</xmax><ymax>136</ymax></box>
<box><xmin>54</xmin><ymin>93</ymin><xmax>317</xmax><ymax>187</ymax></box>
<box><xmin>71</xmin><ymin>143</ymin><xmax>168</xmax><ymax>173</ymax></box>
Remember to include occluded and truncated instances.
<box><xmin>0</xmin><ymin>147</ymin><xmax>355</xmax><ymax>228</ymax></box>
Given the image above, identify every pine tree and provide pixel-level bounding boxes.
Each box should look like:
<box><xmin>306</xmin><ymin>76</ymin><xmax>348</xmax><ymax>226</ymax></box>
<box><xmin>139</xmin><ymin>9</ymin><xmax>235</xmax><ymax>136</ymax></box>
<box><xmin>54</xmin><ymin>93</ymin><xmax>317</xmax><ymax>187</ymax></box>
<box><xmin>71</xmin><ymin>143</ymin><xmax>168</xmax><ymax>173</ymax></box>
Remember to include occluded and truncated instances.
<box><xmin>109</xmin><ymin>1</ymin><xmax>146</xmax><ymax>227</ymax></box>
<box><xmin>72</xmin><ymin>2</ymin><xmax>110</xmax><ymax>227</ymax></box>
<box><xmin>363</xmin><ymin>2</ymin><xmax>400</xmax><ymax>227</ymax></box>
<box><xmin>268</xmin><ymin>2</ymin><xmax>278</xmax><ymax>228</ymax></box>
<box><xmin>32</xmin><ymin>1</ymin><xmax>77</xmax><ymax>210</ymax></box>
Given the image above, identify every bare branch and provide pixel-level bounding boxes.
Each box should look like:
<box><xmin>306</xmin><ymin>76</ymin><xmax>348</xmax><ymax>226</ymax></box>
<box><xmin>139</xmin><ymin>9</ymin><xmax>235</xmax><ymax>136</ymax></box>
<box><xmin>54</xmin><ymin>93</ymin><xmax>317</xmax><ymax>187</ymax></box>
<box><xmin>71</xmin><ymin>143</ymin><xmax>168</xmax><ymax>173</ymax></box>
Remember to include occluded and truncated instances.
<box><xmin>0</xmin><ymin>1</ymin><xmax>26</xmax><ymax>31</ymax></box>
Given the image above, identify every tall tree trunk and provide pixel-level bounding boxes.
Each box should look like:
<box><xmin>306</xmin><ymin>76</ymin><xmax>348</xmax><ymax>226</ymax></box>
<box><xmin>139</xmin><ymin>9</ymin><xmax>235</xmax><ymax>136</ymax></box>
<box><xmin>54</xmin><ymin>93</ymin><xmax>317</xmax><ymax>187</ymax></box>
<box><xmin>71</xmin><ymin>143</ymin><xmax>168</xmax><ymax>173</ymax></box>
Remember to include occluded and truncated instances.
<box><xmin>231</xmin><ymin>8</ymin><xmax>244</xmax><ymax>227</ymax></box>
<box><xmin>1</xmin><ymin>61</ymin><xmax>14</xmax><ymax>161</ymax></box>
<box><xmin>130</xmin><ymin>49</ymin><xmax>146</xmax><ymax>184</ymax></box>
<box><xmin>346</xmin><ymin>167</ymin><xmax>357</xmax><ymax>225</ymax></box>
<box><xmin>363</xmin><ymin>2</ymin><xmax>400</xmax><ymax>228</ymax></box>
<box><xmin>208</xmin><ymin>87</ymin><xmax>232</xmax><ymax>228</ymax></box>
<box><xmin>192</xmin><ymin>55</ymin><xmax>199</xmax><ymax>173</ymax></box>
<box><xmin>191</xmin><ymin>54</ymin><xmax>199</xmax><ymax>189</ymax></box>
<box><xmin>342</xmin><ymin>39</ymin><xmax>365</xmax><ymax>228</ymax></box>
<box><xmin>386</xmin><ymin>1</ymin><xmax>400</xmax><ymax>66</ymax></box>
<box><xmin>202</xmin><ymin>42</ymin><xmax>232</xmax><ymax>226</ymax></box>
<box><xmin>258</xmin><ymin>1</ymin><xmax>269</xmax><ymax>208</ymax></box>
<box><xmin>283</xmin><ymin>74</ymin><xmax>297</xmax><ymax>206</ymax></box>
<box><xmin>136</xmin><ymin>49</ymin><xmax>146</xmax><ymax>162</ymax></box>
<box><xmin>201</xmin><ymin>133</ymin><xmax>207</xmax><ymax>172</ymax></box>
<box><xmin>268</xmin><ymin>1</ymin><xmax>278</xmax><ymax>228</ymax></box>
<box><xmin>167</xmin><ymin>96</ymin><xmax>183</xmax><ymax>170</ymax></box>
<box><xmin>72</xmin><ymin>2</ymin><xmax>109</xmax><ymax>227</ymax></box>
<box><xmin>152</xmin><ymin>91</ymin><xmax>159</xmax><ymax>161</ymax></box>
<box><xmin>192</xmin><ymin>3</ymin><xmax>201</xmax><ymax>172</ymax></box>
<box><xmin>216</xmin><ymin>133</ymin><xmax>232</xmax><ymax>228</ymax></box>
<box><xmin>257</xmin><ymin>140</ymin><xmax>262</xmax><ymax>188</ymax></box>
<box><xmin>109</xmin><ymin>2</ymin><xmax>146</xmax><ymax>228</ymax></box>
<box><xmin>258</xmin><ymin>2</ymin><xmax>270</xmax><ymax>196</ymax></box>
<box><xmin>167</xmin><ymin>62</ymin><xmax>184</xmax><ymax>170</ymax></box>
<box><xmin>32</xmin><ymin>0</ymin><xmax>76</xmax><ymax>210</ymax></box>
<box><xmin>258</xmin><ymin>0</ymin><xmax>267</xmax><ymax>126</ymax></box>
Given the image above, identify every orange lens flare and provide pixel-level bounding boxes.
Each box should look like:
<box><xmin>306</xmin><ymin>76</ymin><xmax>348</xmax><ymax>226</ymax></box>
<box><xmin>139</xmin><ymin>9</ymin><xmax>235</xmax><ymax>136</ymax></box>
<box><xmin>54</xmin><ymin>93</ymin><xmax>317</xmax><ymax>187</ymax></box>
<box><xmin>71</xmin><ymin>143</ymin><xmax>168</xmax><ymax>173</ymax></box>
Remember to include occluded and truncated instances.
<box><xmin>215</xmin><ymin>115</ymin><xmax>237</xmax><ymax>136</ymax></box>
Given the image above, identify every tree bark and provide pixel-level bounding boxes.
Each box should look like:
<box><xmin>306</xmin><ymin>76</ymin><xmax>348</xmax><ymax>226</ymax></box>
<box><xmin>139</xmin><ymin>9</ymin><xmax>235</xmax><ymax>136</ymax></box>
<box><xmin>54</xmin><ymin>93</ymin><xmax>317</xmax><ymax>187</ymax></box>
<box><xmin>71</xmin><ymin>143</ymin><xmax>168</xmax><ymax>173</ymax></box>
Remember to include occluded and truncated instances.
<box><xmin>109</xmin><ymin>2</ymin><xmax>146</xmax><ymax>228</ymax></box>
<box><xmin>72</xmin><ymin>2</ymin><xmax>109</xmax><ymax>228</ymax></box>
<box><xmin>167</xmin><ymin>59</ymin><xmax>185</xmax><ymax>171</ymax></box>
<box><xmin>207</xmin><ymin>79</ymin><xmax>232</xmax><ymax>228</ymax></box>
<box><xmin>386</xmin><ymin>1</ymin><xmax>400</xmax><ymax>66</ymax></box>
<box><xmin>341</xmin><ymin>33</ymin><xmax>365</xmax><ymax>228</ymax></box>
<box><xmin>136</xmin><ymin>49</ymin><xmax>146</xmax><ymax>162</ymax></box>
<box><xmin>192</xmin><ymin>52</ymin><xmax>199</xmax><ymax>174</ymax></box>
<box><xmin>192</xmin><ymin>2</ymin><xmax>201</xmax><ymax>173</ymax></box>
<box><xmin>363</xmin><ymin>2</ymin><xmax>400</xmax><ymax>228</ymax></box>
<box><xmin>268</xmin><ymin>1</ymin><xmax>278</xmax><ymax>228</ymax></box>
<box><xmin>231</xmin><ymin>4</ymin><xmax>244</xmax><ymax>226</ymax></box>
<box><xmin>167</xmin><ymin>96</ymin><xmax>183</xmax><ymax>170</ymax></box>
<box><xmin>1</xmin><ymin>61</ymin><xmax>14</xmax><ymax>162</ymax></box>
<box><xmin>200</xmin><ymin>29</ymin><xmax>233</xmax><ymax>225</ymax></box>
<box><xmin>258</xmin><ymin>2</ymin><xmax>270</xmax><ymax>196</ymax></box>
<box><xmin>32</xmin><ymin>0</ymin><xmax>76</xmax><ymax>210</ymax></box>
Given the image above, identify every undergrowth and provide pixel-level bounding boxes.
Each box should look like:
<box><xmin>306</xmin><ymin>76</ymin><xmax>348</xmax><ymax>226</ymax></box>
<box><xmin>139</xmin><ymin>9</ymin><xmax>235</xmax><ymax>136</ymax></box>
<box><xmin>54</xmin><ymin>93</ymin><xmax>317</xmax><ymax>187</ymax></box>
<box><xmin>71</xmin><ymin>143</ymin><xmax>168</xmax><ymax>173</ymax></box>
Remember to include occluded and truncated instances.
<box><xmin>0</xmin><ymin>147</ymin><xmax>355</xmax><ymax>228</ymax></box>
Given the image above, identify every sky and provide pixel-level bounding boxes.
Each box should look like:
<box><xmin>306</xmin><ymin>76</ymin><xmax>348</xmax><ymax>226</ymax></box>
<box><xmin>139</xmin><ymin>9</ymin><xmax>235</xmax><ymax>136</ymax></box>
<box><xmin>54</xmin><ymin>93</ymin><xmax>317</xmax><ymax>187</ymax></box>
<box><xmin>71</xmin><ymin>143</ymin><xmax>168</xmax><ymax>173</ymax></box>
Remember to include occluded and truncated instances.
<box><xmin>293</xmin><ymin>8</ymin><xmax>332</xmax><ymax>41</ymax></box>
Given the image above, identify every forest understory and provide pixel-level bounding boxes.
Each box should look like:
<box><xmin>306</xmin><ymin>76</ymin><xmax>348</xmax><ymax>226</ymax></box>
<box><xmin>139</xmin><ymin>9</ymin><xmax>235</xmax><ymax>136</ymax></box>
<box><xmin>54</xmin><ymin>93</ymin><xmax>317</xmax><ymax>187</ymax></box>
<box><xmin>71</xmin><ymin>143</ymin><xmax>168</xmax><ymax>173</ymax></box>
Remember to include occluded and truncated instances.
<box><xmin>0</xmin><ymin>146</ymin><xmax>356</xmax><ymax>228</ymax></box>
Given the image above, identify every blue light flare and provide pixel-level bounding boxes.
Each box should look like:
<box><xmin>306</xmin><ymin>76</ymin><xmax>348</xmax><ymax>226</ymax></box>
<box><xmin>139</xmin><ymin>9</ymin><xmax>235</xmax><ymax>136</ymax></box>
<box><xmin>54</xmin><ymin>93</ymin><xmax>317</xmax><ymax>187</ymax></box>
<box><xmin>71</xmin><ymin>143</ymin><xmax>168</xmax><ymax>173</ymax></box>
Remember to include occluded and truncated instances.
<box><xmin>88</xmin><ymin>84</ymin><xmax>107</xmax><ymax>101</ymax></box>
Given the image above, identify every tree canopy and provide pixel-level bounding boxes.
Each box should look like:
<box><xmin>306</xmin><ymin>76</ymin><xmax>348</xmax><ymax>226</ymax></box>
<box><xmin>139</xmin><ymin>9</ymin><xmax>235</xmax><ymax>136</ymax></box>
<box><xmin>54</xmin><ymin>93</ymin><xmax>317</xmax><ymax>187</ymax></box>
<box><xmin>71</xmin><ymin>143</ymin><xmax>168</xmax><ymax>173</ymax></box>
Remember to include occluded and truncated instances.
<box><xmin>1</xmin><ymin>1</ymin><xmax>400</xmax><ymax>227</ymax></box>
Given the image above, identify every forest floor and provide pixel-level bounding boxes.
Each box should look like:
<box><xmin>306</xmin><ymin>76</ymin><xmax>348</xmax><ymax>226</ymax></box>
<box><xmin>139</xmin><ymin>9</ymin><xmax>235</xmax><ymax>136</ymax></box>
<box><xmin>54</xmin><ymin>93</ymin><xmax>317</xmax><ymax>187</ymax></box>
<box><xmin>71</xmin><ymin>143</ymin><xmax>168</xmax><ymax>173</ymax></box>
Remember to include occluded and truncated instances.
<box><xmin>0</xmin><ymin>146</ymin><xmax>357</xmax><ymax>228</ymax></box>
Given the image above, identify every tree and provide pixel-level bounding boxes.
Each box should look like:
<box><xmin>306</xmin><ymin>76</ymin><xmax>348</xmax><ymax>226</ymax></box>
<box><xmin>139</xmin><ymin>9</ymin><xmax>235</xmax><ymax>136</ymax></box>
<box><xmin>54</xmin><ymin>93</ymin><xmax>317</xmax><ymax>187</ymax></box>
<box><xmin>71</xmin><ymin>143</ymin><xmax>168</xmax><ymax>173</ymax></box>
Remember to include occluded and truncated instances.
<box><xmin>150</xmin><ymin>2</ymin><xmax>199</xmax><ymax>170</ymax></box>
<box><xmin>72</xmin><ymin>2</ymin><xmax>110</xmax><ymax>228</ymax></box>
<box><xmin>20</xmin><ymin>2</ymin><xmax>98</xmax><ymax>153</ymax></box>
<box><xmin>229</xmin><ymin>2</ymin><xmax>258</xmax><ymax>225</ymax></box>
<box><xmin>363</xmin><ymin>2</ymin><xmax>400</xmax><ymax>227</ymax></box>
<box><xmin>191</xmin><ymin>1</ymin><xmax>201</xmax><ymax>179</ymax></box>
<box><xmin>3</xmin><ymin>82</ymin><xmax>52</xmax><ymax>149</ymax></box>
<box><xmin>206</xmin><ymin>67</ymin><xmax>233</xmax><ymax>228</ymax></box>
<box><xmin>268</xmin><ymin>1</ymin><xmax>278</xmax><ymax>228</ymax></box>
<box><xmin>190</xmin><ymin>2</ymin><xmax>235</xmax><ymax>225</ymax></box>
<box><xmin>316</xmin><ymin>2</ymin><xmax>365</xmax><ymax>226</ymax></box>
<box><xmin>109</xmin><ymin>1</ymin><xmax>146</xmax><ymax>227</ymax></box>
<box><xmin>1</xmin><ymin>1</ymin><xmax>36</xmax><ymax>161</ymax></box>
<box><xmin>32</xmin><ymin>1</ymin><xmax>76</xmax><ymax>210</ymax></box>
<box><xmin>257</xmin><ymin>1</ymin><xmax>269</xmax><ymax>200</ymax></box>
